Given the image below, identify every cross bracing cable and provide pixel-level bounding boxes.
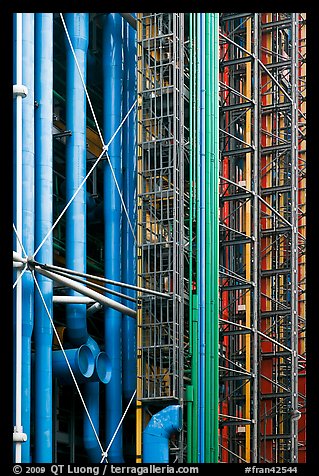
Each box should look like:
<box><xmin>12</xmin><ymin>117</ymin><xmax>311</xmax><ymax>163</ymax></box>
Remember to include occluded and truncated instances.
<box><xmin>32</xmin><ymin>14</ymin><xmax>137</xmax><ymax>261</ymax></box>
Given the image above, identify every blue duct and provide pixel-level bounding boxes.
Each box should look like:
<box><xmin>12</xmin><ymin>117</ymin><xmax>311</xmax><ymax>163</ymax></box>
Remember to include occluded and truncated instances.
<box><xmin>122</xmin><ymin>13</ymin><xmax>137</xmax><ymax>403</ymax></box>
<box><xmin>65</xmin><ymin>12</ymin><xmax>89</xmax><ymax>346</ymax></box>
<box><xmin>143</xmin><ymin>406</ymin><xmax>182</xmax><ymax>463</ymax></box>
<box><xmin>52</xmin><ymin>345</ymin><xmax>111</xmax><ymax>385</ymax></box>
<box><xmin>83</xmin><ymin>382</ymin><xmax>101</xmax><ymax>461</ymax></box>
<box><xmin>34</xmin><ymin>13</ymin><xmax>53</xmax><ymax>463</ymax></box>
<box><xmin>52</xmin><ymin>345</ymin><xmax>95</xmax><ymax>383</ymax></box>
<box><xmin>198</xmin><ymin>13</ymin><xmax>206</xmax><ymax>462</ymax></box>
<box><xmin>64</xmin><ymin>13</ymin><xmax>103</xmax><ymax>463</ymax></box>
<box><xmin>18</xmin><ymin>13</ymin><xmax>35</xmax><ymax>463</ymax></box>
<box><xmin>59</xmin><ymin>180</ymin><xmax>103</xmax><ymax>225</ymax></box>
<box><xmin>103</xmin><ymin>12</ymin><xmax>124</xmax><ymax>463</ymax></box>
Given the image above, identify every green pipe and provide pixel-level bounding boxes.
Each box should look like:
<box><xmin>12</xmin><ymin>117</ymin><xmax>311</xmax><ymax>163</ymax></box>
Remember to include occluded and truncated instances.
<box><xmin>210</xmin><ymin>13</ymin><xmax>220</xmax><ymax>463</ymax></box>
<box><xmin>187</xmin><ymin>11</ymin><xmax>194</xmax><ymax>463</ymax></box>
<box><xmin>191</xmin><ymin>12</ymin><xmax>199</xmax><ymax>462</ymax></box>
<box><xmin>204</xmin><ymin>12</ymin><xmax>212</xmax><ymax>463</ymax></box>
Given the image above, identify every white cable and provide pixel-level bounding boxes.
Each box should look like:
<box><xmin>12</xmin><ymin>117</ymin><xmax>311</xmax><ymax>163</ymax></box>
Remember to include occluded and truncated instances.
<box><xmin>100</xmin><ymin>389</ymin><xmax>136</xmax><ymax>463</ymax></box>
<box><xmin>13</xmin><ymin>266</ymin><xmax>27</xmax><ymax>290</ymax></box>
<box><xmin>13</xmin><ymin>223</ymin><xmax>27</xmax><ymax>258</ymax></box>
<box><xmin>105</xmin><ymin>148</ymin><xmax>137</xmax><ymax>244</ymax></box>
<box><xmin>33</xmin><ymin>17</ymin><xmax>138</xmax><ymax>259</ymax></box>
<box><xmin>32</xmin><ymin>148</ymin><xmax>105</xmax><ymax>259</ymax></box>
<box><xmin>60</xmin><ymin>12</ymin><xmax>137</xmax><ymax>244</ymax></box>
<box><xmin>32</xmin><ymin>270</ymin><xmax>104</xmax><ymax>455</ymax></box>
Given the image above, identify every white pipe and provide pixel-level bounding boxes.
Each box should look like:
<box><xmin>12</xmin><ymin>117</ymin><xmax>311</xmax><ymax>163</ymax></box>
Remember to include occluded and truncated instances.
<box><xmin>53</xmin><ymin>296</ymin><xmax>96</xmax><ymax>304</ymax></box>
<box><xmin>35</xmin><ymin>266</ymin><xmax>136</xmax><ymax>318</ymax></box>
<box><xmin>13</xmin><ymin>262</ymin><xmax>25</xmax><ymax>269</ymax></box>
<box><xmin>87</xmin><ymin>302</ymin><xmax>103</xmax><ymax>316</ymax></box>
<box><xmin>14</xmin><ymin>12</ymin><xmax>27</xmax><ymax>463</ymax></box>
<box><xmin>13</xmin><ymin>251</ymin><xmax>27</xmax><ymax>263</ymax></box>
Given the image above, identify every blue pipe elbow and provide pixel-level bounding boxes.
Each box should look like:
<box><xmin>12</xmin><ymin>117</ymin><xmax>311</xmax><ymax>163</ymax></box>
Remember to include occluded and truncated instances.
<box><xmin>93</xmin><ymin>352</ymin><xmax>112</xmax><ymax>384</ymax></box>
<box><xmin>143</xmin><ymin>405</ymin><xmax>182</xmax><ymax>463</ymax></box>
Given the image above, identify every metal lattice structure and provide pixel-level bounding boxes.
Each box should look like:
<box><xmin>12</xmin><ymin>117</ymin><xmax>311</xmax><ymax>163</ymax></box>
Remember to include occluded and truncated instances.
<box><xmin>219</xmin><ymin>12</ymin><xmax>259</xmax><ymax>463</ymax></box>
<box><xmin>136</xmin><ymin>12</ymin><xmax>187</xmax><ymax>462</ymax></box>
<box><xmin>258</xmin><ymin>13</ymin><xmax>306</xmax><ymax>463</ymax></box>
<box><xmin>219</xmin><ymin>13</ymin><xmax>306</xmax><ymax>463</ymax></box>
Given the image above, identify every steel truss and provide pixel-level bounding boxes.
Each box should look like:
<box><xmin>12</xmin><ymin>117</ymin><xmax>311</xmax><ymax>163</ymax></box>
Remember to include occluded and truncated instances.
<box><xmin>219</xmin><ymin>13</ymin><xmax>306</xmax><ymax>463</ymax></box>
<box><xmin>136</xmin><ymin>13</ymin><xmax>189</xmax><ymax>463</ymax></box>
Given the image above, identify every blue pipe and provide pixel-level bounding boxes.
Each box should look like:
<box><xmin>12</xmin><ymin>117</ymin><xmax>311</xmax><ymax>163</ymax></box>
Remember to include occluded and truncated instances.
<box><xmin>65</xmin><ymin>12</ymin><xmax>89</xmax><ymax>347</ymax></box>
<box><xmin>60</xmin><ymin>180</ymin><xmax>102</xmax><ymax>224</ymax></box>
<box><xmin>103</xmin><ymin>12</ymin><xmax>124</xmax><ymax>463</ymax></box>
<box><xmin>83</xmin><ymin>382</ymin><xmax>101</xmax><ymax>461</ymax></box>
<box><xmin>83</xmin><ymin>331</ymin><xmax>109</xmax><ymax>462</ymax></box>
<box><xmin>92</xmin><ymin>351</ymin><xmax>112</xmax><ymax>384</ymax></box>
<box><xmin>143</xmin><ymin>406</ymin><xmax>182</xmax><ymax>463</ymax></box>
<box><xmin>34</xmin><ymin>13</ymin><xmax>53</xmax><ymax>463</ymax></box>
<box><xmin>52</xmin><ymin>345</ymin><xmax>95</xmax><ymax>384</ymax></box>
<box><xmin>20</xmin><ymin>13</ymin><xmax>35</xmax><ymax>463</ymax></box>
<box><xmin>122</xmin><ymin>13</ymin><xmax>137</xmax><ymax>403</ymax></box>
<box><xmin>198</xmin><ymin>13</ymin><xmax>206</xmax><ymax>462</ymax></box>
<box><xmin>64</xmin><ymin>14</ymin><xmax>103</xmax><ymax>463</ymax></box>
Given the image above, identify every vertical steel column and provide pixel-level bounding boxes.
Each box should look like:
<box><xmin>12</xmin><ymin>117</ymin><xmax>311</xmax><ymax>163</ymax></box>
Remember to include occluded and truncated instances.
<box><xmin>252</xmin><ymin>12</ymin><xmax>260</xmax><ymax>464</ymax></box>
<box><xmin>244</xmin><ymin>16</ymin><xmax>252</xmax><ymax>463</ymax></box>
<box><xmin>34</xmin><ymin>13</ymin><xmax>53</xmax><ymax>462</ymax></box>
<box><xmin>211</xmin><ymin>13</ymin><xmax>220</xmax><ymax>463</ymax></box>
<box><xmin>290</xmin><ymin>13</ymin><xmax>299</xmax><ymax>462</ymax></box>
<box><xmin>136</xmin><ymin>13</ymin><xmax>143</xmax><ymax>463</ymax></box>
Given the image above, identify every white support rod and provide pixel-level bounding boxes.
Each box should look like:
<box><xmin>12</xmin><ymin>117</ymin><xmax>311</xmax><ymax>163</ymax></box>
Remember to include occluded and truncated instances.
<box><xmin>13</xmin><ymin>251</ymin><xmax>27</xmax><ymax>263</ymax></box>
<box><xmin>14</xmin><ymin>12</ymin><xmax>24</xmax><ymax>464</ymax></box>
<box><xmin>53</xmin><ymin>296</ymin><xmax>96</xmax><ymax>304</ymax></box>
<box><xmin>34</xmin><ymin>266</ymin><xmax>136</xmax><ymax>318</ymax></box>
<box><xmin>13</xmin><ymin>262</ymin><xmax>25</xmax><ymax>269</ymax></box>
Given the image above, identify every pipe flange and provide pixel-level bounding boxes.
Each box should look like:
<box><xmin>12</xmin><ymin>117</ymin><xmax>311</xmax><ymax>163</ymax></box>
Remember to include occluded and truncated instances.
<box><xmin>13</xmin><ymin>432</ymin><xmax>27</xmax><ymax>442</ymax></box>
<box><xmin>13</xmin><ymin>84</ymin><xmax>28</xmax><ymax>98</ymax></box>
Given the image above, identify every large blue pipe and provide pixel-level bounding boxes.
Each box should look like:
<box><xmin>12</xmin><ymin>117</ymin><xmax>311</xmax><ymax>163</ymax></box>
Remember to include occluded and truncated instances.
<box><xmin>65</xmin><ymin>12</ymin><xmax>89</xmax><ymax>347</ymax></box>
<box><xmin>21</xmin><ymin>13</ymin><xmax>35</xmax><ymax>463</ymax></box>
<box><xmin>64</xmin><ymin>14</ymin><xmax>102</xmax><ymax>463</ymax></box>
<box><xmin>103</xmin><ymin>13</ymin><xmax>124</xmax><ymax>463</ymax></box>
<box><xmin>143</xmin><ymin>406</ymin><xmax>182</xmax><ymax>463</ymax></box>
<box><xmin>34</xmin><ymin>13</ymin><xmax>53</xmax><ymax>463</ymax></box>
<box><xmin>122</xmin><ymin>13</ymin><xmax>137</xmax><ymax>403</ymax></box>
<box><xmin>52</xmin><ymin>345</ymin><xmax>95</xmax><ymax>384</ymax></box>
<box><xmin>198</xmin><ymin>13</ymin><xmax>206</xmax><ymax>462</ymax></box>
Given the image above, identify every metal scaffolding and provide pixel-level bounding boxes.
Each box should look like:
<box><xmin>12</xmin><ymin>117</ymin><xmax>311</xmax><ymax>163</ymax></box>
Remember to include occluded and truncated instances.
<box><xmin>136</xmin><ymin>13</ymin><xmax>188</xmax><ymax>462</ymax></box>
<box><xmin>219</xmin><ymin>13</ymin><xmax>306</xmax><ymax>463</ymax></box>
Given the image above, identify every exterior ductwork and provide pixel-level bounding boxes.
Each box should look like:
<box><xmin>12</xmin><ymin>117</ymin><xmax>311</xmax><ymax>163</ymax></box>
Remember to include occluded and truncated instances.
<box><xmin>143</xmin><ymin>406</ymin><xmax>182</xmax><ymax>463</ymax></box>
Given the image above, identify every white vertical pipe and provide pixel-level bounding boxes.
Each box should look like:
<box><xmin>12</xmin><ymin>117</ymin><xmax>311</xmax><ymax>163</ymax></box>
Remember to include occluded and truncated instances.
<box><xmin>14</xmin><ymin>12</ymin><xmax>24</xmax><ymax>464</ymax></box>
